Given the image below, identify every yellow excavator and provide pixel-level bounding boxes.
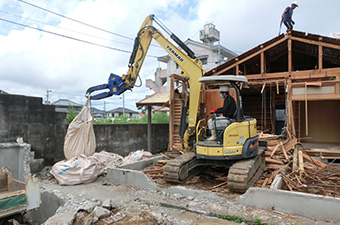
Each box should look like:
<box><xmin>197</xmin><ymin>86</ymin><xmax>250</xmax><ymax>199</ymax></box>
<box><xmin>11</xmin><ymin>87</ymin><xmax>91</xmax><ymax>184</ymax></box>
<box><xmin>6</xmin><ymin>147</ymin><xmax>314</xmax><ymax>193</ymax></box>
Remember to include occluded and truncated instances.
<box><xmin>86</xmin><ymin>14</ymin><xmax>265</xmax><ymax>193</ymax></box>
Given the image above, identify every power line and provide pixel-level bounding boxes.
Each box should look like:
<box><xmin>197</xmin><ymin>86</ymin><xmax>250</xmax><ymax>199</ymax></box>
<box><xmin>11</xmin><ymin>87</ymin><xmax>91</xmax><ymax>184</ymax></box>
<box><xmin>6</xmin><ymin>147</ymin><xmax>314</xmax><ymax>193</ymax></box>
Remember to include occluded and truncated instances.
<box><xmin>0</xmin><ymin>17</ymin><xmax>161</xmax><ymax>57</ymax></box>
<box><xmin>0</xmin><ymin>9</ymin><xmax>133</xmax><ymax>46</ymax></box>
<box><xmin>15</xmin><ymin>0</ymin><xmax>163</xmax><ymax>50</ymax></box>
<box><xmin>17</xmin><ymin>0</ymin><xmax>134</xmax><ymax>41</ymax></box>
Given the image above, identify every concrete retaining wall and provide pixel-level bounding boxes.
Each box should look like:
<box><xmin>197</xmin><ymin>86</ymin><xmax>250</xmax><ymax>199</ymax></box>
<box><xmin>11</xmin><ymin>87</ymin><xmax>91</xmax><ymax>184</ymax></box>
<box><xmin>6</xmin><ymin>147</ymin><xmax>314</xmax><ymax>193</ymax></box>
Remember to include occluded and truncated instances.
<box><xmin>237</xmin><ymin>187</ymin><xmax>340</xmax><ymax>222</ymax></box>
<box><xmin>0</xmin><ymin>94</ymin><xmax>169</xmax><ymax>166</ymax></box>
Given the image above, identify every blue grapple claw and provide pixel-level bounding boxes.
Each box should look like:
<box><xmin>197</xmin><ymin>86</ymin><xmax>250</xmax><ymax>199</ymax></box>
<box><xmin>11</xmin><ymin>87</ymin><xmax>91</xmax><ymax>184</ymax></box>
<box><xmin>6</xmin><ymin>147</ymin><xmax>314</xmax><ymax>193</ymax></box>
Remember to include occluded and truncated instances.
<box><xmin>85</xmin><ymin>73</ymin><xmax>127</xmax><ymax>100</ymax></box>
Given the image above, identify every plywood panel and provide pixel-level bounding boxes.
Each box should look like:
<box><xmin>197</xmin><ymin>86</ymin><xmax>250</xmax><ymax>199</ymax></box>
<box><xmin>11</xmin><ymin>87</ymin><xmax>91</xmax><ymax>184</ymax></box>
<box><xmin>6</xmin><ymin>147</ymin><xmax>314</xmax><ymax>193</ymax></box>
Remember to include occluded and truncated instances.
<box><xmin>299</xmin><ymin>100</ymin><xmax>340</xmax><ymax>144</ymax></box>
<box><xmin>292</xmin><ymin>86</ymin><xmax>335</xmax><ymax>95</ymax></box>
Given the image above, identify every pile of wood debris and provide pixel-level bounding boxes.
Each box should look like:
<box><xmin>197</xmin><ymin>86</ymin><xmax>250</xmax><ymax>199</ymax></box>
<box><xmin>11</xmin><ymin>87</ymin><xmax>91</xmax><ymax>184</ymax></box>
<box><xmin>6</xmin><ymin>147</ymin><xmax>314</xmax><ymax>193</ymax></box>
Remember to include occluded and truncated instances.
<box><xmin>142</xmin><ymin>134</ymin><xmax>340</xmax><ymax>197</ymax></box>
<box><xmin>256</xmin><ymin>133</ymin><xmax>340</xmax><ymax>198</ymax></box>
<box><xmin>142</xmin><ymin>153</ymin><xmax>235</xmax><ymax>194</ymax></box>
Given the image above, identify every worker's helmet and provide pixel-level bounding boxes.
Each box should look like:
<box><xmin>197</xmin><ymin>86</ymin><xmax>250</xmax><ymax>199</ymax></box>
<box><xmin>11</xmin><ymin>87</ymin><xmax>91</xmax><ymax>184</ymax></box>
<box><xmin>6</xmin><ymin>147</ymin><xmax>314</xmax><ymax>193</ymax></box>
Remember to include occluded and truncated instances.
<box><xmin>292</xmin><ymin>1</ymin><xmax>298</xmax><ymax>7</ymax></box>
<box><xmin>219</xmin><ymin>85</ymin><xmax>229</xmax><ymax>92</ymax></box>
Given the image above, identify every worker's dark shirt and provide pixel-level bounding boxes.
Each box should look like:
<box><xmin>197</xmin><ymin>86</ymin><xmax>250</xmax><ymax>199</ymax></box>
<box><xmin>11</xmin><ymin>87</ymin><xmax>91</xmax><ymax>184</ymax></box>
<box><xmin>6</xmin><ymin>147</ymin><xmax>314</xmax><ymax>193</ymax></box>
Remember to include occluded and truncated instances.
<box><xmin>283</xmin><ymin>7</ymin><xmax>293</xmax><ymax>22</ymax></box>
<box><xmin>215</xmin><ymin>95</ymin><xmax>236</xmax><ymax>118</ymax></box>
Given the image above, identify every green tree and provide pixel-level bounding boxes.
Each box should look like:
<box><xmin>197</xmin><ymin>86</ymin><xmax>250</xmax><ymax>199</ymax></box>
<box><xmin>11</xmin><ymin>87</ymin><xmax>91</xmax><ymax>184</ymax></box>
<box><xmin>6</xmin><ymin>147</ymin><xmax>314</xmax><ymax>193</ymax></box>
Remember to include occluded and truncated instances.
<box><xmin>66</xmin><ymin>105</ymin><xmax>78</xmax><ymax>124</ymax></box>
<box><xmin>93</xmin><ymin>112</ymin><xmax>169</xmax><ymax>124</ymax></box>
<box><xmin>151</xmin><ymin>112</ymin><xmax>169</xmax><ymax>123</ymax></box>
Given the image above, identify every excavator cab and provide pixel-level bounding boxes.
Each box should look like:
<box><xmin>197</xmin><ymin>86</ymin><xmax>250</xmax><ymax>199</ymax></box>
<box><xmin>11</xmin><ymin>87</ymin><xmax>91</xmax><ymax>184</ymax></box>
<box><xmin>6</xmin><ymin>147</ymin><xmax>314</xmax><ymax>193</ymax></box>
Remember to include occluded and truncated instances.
<box><xmin>196</xmin><ymin>75</ymin><xmax>258</xmax><ymax>160</ymax></box>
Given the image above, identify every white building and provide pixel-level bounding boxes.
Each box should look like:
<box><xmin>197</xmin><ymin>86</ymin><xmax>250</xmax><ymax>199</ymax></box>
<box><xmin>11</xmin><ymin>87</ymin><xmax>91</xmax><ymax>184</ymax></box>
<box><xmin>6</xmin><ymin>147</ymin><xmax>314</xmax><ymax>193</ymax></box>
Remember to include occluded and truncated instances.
<box><xmin>146</xmin><ymin>23</ymin><xmax>237</xmax><ymax>93</ymax></box>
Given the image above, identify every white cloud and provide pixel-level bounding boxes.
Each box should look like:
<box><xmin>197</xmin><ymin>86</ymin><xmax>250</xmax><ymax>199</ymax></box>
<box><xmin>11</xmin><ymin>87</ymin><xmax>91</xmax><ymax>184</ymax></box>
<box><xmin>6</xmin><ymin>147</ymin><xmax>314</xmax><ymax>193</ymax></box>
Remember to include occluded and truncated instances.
<box><xmin>1</xmin><ymin>0</ymin><xmax>340</xmax><ymax>111</ymax></box>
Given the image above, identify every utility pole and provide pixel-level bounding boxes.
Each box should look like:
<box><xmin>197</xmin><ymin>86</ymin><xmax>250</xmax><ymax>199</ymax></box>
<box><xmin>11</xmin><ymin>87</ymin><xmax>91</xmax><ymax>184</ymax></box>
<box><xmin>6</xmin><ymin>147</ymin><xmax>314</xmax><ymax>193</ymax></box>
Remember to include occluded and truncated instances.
<box><xmin>123</xmin><ymin>93</ymin><xmax>125</xmax><ymax>116</ymax></box>
<box><xmin>46</xmin><ymin>89</ymin><xmax>52</xmax><ymax>104</ymax></box>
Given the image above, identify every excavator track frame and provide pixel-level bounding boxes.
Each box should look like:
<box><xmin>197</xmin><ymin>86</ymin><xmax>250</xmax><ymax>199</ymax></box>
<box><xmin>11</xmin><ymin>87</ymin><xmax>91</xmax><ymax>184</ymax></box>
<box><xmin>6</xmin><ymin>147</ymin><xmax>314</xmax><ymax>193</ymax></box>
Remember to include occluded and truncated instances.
<box><xmin>227</xmin><ymin>148</ymin><xmax>265</xmax><ymax>193</ymax></box>
<box><xmin>163</xmin><ymin>149</ymin><xmax>265</xmax><ymax>193</ymax></box>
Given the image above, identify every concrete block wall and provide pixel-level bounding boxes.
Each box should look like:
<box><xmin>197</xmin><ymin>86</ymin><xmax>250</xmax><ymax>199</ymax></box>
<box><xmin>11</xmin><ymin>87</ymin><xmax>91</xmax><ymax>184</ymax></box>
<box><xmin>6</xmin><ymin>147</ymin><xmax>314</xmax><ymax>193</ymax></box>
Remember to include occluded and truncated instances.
<box><xmin>94</xmin><ymin>123</ymin><xmax>169</xmax><ymax>156</ymax></box>
<box><xmin>0</xmin><ymin>94</ymin><xmax>67</xmax><ymax>166</ymax></box>
<box><xmin>0</xmin><ymin>94</ymin><xmax>169</xmax><ymax>166</ymax></box>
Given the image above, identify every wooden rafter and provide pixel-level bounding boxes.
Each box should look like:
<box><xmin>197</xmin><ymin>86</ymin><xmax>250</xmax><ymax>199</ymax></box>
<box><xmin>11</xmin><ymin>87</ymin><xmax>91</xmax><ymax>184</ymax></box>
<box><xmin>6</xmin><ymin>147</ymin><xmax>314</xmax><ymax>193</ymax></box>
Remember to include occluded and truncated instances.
<box><xmin>291</xmin><ymin>36</ymin><xmax>340</xmax><ymax>51</ymax></box>
<box><xmin>212</xmin><ymin>36</ymin><xmax>289</xmax><ymax>75</ymax></box>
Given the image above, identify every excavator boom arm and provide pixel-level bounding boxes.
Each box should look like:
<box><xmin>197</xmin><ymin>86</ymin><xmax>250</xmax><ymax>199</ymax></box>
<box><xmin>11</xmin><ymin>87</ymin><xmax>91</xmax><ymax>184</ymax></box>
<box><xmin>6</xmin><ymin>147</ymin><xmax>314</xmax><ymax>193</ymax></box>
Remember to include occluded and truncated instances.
<box><xmin>86</xmin><ymin>14</ymin><xmax>205</xmax><ymax>148</ymax></box>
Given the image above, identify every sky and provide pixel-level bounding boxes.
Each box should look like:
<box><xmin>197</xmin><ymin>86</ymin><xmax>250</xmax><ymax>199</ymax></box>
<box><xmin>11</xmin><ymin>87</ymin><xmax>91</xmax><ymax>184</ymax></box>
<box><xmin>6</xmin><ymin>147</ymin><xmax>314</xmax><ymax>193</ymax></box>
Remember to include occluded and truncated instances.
<box><xmin>0</xmin><ymin>0</ymin><xmax>339</xmax><ymax>111</ymax></box>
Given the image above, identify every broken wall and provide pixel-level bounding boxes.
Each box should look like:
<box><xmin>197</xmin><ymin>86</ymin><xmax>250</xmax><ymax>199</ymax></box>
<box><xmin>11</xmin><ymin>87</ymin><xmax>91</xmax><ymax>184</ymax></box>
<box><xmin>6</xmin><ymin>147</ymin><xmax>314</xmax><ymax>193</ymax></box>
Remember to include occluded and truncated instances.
<box><xmin>0</xmin><ymin>94</ymin><xmax>67</xmax><ymax>166</ymax></box>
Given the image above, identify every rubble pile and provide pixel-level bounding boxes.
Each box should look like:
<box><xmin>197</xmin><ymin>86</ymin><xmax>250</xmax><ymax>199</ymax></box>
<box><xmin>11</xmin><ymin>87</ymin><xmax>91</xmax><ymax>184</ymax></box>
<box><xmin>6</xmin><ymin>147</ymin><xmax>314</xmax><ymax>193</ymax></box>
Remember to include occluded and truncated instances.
<box><xmin>142</xmin><ymin>133</ymin><xmax>340</xmax><ymax>198</ymax></box>
<box><xmin>256</xmin><ymin>133</ymin><xmax>340</xmax><ymax>197</ymax></box>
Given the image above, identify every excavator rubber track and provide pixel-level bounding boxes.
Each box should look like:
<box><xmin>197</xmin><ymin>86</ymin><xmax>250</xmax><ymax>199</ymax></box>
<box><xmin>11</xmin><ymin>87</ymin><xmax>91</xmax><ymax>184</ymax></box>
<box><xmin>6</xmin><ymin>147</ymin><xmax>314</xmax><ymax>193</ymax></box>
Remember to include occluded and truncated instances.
<box><xmin>227</xmin><ymin>149</ymin><xmax>265</xmax><ymax>193</ymax></box>
<box><xmin>163</xmin><ymin>151</ymin><xmax>204</xmax><ymax>183</ymax></box>
<box><xmin>163</xmin><ymin>148</ymin><xmax>265</xmax><ymax>192</ymax></box>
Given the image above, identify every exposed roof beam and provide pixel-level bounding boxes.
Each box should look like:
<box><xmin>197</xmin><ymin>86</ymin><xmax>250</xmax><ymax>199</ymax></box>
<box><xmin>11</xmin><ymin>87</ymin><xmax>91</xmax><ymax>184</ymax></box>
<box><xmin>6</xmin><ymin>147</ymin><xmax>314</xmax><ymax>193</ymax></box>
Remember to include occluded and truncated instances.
<box><xmin>291</xmin><ymin>36</ymin><xmax>340</xmax><ymax>51</ymax></box>
<box><xmin>211</xmin><ymin>36</ymin><xmax>289</xmax><ymax>75</ymax></box>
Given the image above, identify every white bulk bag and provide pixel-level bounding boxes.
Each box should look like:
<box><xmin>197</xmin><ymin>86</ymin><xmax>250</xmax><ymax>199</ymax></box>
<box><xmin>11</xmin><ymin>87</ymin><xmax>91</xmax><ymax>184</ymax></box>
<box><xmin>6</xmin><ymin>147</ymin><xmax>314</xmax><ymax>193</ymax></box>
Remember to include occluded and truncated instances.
<box><xmin>51</xmin><ymin>154</ymin><xmax>104</xmax><ymax>185</ymax></box>
<box><xmin>64</xmin><ymin>97</ymin><xmax>96</xmax><ymax>160</ymax></box>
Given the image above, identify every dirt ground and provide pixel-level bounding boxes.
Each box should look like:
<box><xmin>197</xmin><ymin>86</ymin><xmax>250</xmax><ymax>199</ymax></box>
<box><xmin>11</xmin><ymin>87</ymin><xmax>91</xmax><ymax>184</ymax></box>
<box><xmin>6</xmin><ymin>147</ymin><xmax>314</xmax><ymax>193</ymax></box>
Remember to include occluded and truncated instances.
<box><xmin>30</xmin><ymin>167</ymin><xmax>338</xmax><ymax>225</ymax></box>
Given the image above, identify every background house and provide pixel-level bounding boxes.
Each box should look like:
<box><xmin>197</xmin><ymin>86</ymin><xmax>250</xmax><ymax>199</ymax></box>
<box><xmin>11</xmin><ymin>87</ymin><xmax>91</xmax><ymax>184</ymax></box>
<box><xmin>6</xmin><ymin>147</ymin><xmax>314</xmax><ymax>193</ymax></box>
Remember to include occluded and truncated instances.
<box><xmin>106</xmin><ymin>107</ymin><xmax>139</xmax><ymax>118</ymax></box>
<box><xmin>52</xmin><ymin>99</ymin><xmax>82</xmax><ymax>113</ymax></box>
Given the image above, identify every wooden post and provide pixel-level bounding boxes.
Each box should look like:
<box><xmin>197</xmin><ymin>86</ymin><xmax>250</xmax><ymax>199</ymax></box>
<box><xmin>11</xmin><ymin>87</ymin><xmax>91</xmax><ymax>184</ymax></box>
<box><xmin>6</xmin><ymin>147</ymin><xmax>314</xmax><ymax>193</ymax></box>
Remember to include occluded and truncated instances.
<box><xmin>286</xmin><ymin>77</ymin><xmax>293</xmax><ymax>137</ymax></box>
<box><xmin>271</xmin><ymin>85</ymin><xmax>276</xmax><ymax>134</ymax></box>
<box><xmin>336</xmin><ymin>75</ymin><xmax>340</xmax><ymax>95</ymax></box>
<box><xmin>318</xmin><ymin>44</ymin><xmax>323</xmax><ymax>70</ymax></box>
<box><xmin>263</xmin><ymin>89</ymin><xmax>267</xmax><ymax>130</ymax></box>
<box><xmin>305</xmin><ymin>82</ymin><xmax>308</xmax><ymax>136</ymax></box>
<box><xmin>148</xmin><ymin>105</ymin><xmax>152</xmax><ymax>153</ymax></box>
<box><xmin>298</xmin><ymin>101</ymin><xmax>301</xmax><ymax>141</ymax></box>
<box><xmin>288</xmin><ymin>39</ymin><xmax>292</xmax><ymax>72</ymax></box>
<box><xmin>261</xmin><ymin>51</ymin><xmax>265</xmax><ymax>75</ymax></box>
<box><xmin>236</xmin><ymin>64</ymin><xmax>239</xmax><ymax>75</ymax></box>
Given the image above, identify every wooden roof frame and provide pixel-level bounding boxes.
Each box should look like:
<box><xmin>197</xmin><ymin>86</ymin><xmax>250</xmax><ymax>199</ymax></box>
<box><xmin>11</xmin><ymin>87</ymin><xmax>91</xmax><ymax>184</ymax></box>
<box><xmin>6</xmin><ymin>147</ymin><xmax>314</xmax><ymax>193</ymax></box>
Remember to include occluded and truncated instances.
<box><xmin>206</xmin><ymin>30</ymin><xmax>340</xmax><ymax>82</ymax></box>
<box><xmin>205</xmin><ymin>30</ymin><xmax>340</xmax><ymax>139</ymax></box>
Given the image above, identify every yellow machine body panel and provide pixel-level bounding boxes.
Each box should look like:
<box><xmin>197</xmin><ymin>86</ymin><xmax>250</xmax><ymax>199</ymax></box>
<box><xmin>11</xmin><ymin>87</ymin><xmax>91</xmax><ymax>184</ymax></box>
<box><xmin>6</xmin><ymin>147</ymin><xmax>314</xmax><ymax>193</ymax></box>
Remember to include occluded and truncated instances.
<box><xmin>249</xmin><ymin>119</ymin><xmax>257</xmax><ymax>138</ymax></box>
<box><xmin>196</xmin><ymin>119</ymin><xmax>257</xmax><ymax>158</ymax></box>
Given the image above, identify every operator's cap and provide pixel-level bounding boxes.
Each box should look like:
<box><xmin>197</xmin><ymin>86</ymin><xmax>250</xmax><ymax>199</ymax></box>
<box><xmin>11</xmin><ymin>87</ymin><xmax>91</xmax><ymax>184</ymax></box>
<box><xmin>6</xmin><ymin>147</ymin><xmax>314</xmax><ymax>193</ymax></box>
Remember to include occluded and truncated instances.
<box><xmin>292</xmin><ymin>1</ymin><xmax>298</xmax><ymax>7</ymax></box>
<box><xmin>219</xmin><ymin>85</ymin><xmax>229</xmax><ymax>92</ymax></box>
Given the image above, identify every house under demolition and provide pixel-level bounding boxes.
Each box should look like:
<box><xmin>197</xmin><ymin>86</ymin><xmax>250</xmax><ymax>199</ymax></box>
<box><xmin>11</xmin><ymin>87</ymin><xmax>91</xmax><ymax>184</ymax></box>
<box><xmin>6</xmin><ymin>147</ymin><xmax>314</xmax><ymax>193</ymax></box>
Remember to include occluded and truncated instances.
<box><xmin>202</xmin><ymin>30</ymin><xmax>340</xmax><ymax>145</ymax></box>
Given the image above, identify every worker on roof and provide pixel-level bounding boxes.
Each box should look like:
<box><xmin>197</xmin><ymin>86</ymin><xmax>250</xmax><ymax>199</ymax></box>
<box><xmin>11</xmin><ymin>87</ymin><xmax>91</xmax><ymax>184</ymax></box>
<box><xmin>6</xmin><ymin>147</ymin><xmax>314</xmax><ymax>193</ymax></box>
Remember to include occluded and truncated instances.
<box><xmin>207</xmin><ymin>85</ymin><xmax>236</xmax><ymax>141</ymax></box>
<box><xmin>281</xmin><ymin>1</ymin><xmax>299</xmax><ymax>31</ymax></box>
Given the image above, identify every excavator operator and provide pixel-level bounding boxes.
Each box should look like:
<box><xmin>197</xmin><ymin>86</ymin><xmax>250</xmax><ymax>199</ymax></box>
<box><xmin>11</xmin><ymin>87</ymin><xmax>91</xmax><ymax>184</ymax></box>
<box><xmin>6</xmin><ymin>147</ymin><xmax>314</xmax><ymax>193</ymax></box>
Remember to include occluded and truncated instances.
<box><xmin>207</xmin><ymin>85</ymin><xmax>236</xmax><ymax>141</ymax></box>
